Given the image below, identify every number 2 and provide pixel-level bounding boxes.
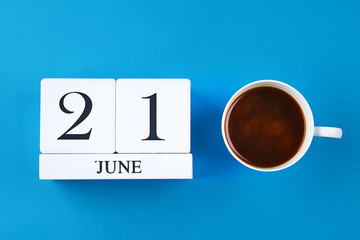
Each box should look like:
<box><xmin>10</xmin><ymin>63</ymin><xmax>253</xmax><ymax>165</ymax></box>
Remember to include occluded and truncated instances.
<box><xmin>58</xmin><ymin>92</ymin><xmax>93</xmax><ymax>140</ymax></box>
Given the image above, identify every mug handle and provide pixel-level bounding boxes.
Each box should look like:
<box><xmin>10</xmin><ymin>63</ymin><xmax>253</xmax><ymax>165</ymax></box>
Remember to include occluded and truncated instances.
<box><xmin>314</xmin><ymin>127</ymin><xmax>342</xmax><ymax>138</ymax></box>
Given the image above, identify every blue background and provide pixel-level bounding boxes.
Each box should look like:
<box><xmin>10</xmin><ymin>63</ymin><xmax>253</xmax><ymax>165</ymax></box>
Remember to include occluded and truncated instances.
<box><xmin>0</xmin><ymin>0</ymin><xmax>359</xmax><ymax>239</ymax></box>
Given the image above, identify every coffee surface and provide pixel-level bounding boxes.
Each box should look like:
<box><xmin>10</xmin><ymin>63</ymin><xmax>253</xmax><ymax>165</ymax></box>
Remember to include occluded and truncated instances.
<box><xmin>225</xmin><ymin>87</ymin><xmax>305</xmax><ymax>168</ymax></box>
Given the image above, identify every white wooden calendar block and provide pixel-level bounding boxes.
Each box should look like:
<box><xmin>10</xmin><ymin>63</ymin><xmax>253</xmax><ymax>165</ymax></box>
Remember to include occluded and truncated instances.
<box><xmin>40</xmin><ymin>78</ymin><xmax>116</xmax><ymax>153</ymax></box>
<box><xmin>39</xmin><ymin>154</ymin><xmax>193</xmax><ymax>179</ymax></box>
<box><xmin>116</xmin><ymin>79</ymin><xmax>191</xmax><ymax>153</ymax></box>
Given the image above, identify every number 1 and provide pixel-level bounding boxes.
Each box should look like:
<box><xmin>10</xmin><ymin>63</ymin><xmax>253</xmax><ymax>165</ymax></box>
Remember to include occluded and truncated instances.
<box><xmin>142</xmin><ymin>93</ymin><xmax>164</xmax><ymax>141</ymax></box>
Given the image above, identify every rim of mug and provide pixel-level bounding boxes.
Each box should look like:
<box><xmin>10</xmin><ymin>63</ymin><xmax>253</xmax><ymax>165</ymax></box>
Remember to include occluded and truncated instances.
<box><xmin>221</xmin><ymin>80</ymin><xmax>314</xmax><ymax>172</ymax></box>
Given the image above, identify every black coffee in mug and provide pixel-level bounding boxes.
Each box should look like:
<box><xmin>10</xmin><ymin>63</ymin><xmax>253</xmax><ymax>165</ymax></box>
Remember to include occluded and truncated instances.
<box><xmin>224</xmin><ymin>86</ymin><xmax>305</xmax><ymax>168</ymax></box>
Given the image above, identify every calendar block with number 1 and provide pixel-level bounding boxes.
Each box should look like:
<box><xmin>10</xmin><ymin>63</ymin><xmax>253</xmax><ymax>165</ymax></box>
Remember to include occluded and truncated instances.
<box><xmin>39</xmin><ymin>78</ymin><xmax>192</xmax><ymax>179</ymax></box>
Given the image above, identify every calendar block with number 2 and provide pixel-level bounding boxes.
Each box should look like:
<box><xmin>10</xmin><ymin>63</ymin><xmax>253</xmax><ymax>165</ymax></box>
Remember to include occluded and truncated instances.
<box><xmin>39</xmin><ymin>78</ymin><xmax>192</xmax><ymax>180</ymax></box>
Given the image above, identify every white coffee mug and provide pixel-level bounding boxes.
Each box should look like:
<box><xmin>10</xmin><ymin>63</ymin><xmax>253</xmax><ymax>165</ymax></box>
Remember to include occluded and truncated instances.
<box><xmin>221</xmin><ymin>80</ymin><xmax>342</xmax><ymax>172</ymax></box>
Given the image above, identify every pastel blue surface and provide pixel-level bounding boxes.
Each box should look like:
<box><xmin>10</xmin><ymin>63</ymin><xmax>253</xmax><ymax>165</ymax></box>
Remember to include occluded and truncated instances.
<box><xmin>0</xmin><ymin>0</ymin><xmax>359</xmax><ymax>239</ymax></box>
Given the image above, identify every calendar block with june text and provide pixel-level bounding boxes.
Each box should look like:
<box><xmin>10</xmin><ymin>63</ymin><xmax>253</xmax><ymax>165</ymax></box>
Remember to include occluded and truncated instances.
<box><xmin>39</xmin><ymin>78</ymin><xmax>192</xmax><ymax>180</ymax></box>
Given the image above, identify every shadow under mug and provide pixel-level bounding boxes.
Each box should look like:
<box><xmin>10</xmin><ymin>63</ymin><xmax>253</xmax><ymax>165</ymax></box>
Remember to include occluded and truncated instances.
<box><xmin>221</xmin><ymin>80</ymin><xmax>342</xmax><ymax>172</ymax></box>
